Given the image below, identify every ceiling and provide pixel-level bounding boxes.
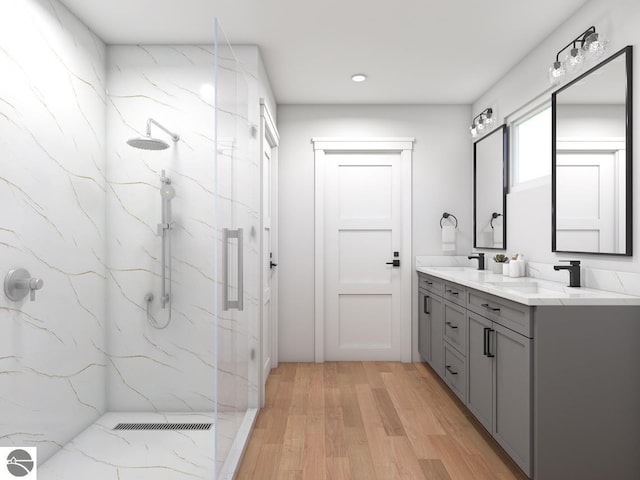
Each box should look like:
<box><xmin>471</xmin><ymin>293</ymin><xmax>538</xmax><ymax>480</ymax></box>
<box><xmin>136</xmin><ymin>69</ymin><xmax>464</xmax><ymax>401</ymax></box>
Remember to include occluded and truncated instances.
<box><xmin>59</xmin><ymin>0</ymin><xmax>590</xmax><ymax>105</ymax></box>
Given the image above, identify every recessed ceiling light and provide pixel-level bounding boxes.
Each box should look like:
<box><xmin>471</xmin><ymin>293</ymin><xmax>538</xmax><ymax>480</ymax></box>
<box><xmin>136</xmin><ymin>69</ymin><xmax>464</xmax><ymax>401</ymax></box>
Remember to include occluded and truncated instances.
<box><xmin>351</xmin><ymin>74</ymin><xmax>367</xmax><ymax>82</ymax></box>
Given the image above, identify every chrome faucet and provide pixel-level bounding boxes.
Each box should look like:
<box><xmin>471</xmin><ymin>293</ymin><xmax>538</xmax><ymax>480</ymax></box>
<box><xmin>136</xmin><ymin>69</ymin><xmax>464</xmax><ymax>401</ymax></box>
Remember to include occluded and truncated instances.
<box><xmin>554</xmin><ymin>260</ymin><xmax>581</xmax><ymax>287</ymax></box>
<box><xmin>468</xmin><ymin>252</ymin><xmax>485</xmax><ymax>270</ymax></box>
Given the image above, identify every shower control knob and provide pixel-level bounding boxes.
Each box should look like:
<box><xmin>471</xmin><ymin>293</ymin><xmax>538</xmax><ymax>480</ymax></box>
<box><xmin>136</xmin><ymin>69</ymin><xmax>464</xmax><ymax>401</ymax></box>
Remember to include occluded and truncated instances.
<box><xmin>4</xmin><ymin>268</ymin><xmax>44</xmax><ymax>302</ymax></box>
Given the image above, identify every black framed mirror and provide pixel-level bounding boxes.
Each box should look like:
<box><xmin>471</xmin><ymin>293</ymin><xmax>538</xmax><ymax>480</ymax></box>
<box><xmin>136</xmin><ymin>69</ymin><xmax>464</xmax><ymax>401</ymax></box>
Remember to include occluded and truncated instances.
<box><xmin>473</xmin><ymin>124</ymin><xmax>508</xmax><ymax>250</ymax></box>
<box><xmin>552</xmin><ymin>46</ymin><xmax>632</xmax><ymax>255</ymax></box>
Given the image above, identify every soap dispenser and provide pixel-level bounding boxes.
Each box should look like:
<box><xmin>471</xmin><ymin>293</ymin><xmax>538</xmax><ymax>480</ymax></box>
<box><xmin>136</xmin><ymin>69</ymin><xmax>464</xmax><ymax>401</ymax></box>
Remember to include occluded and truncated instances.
<box><xmin>517</xmin><ymin>254</ymin><xmax>526</xmax><ymax>277</ymax></box>
<box><xmin>509</xmin><ymin>254</ymin><xmax>522</xmax><ymax>278</ymax></box>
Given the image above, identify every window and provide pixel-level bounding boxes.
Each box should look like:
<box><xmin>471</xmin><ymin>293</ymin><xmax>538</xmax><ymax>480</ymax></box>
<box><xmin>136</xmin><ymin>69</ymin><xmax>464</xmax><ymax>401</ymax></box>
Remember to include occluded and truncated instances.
<box><xmin>511</xmin><ymin>104</ymin><xmax>551</xmax><ymax>186</ymax></box>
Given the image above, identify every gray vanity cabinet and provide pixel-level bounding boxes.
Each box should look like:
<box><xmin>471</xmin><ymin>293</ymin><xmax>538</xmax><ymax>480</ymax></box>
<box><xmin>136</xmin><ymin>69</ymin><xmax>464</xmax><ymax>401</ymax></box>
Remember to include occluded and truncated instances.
<box><xmin>418</xmin><ymin>270</ymin><xmax>640</xmax><ymax>479</ymax></box>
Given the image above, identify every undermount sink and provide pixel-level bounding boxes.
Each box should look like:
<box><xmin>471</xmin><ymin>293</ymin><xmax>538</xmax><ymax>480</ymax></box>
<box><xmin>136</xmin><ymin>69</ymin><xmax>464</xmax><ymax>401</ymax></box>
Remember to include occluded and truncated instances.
<box><xmin>434</xmin><ymin>266</ymin><xmax>475</xmax><ymax>271</ymax></box>
<box><xmin>487</xmin><ymin>281</ymin><xmax>561</xmax><ymax>295</ymax></box>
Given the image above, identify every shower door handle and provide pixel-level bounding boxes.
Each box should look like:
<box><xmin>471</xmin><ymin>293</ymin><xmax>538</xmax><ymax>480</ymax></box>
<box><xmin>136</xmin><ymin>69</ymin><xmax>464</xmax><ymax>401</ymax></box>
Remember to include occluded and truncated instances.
<box><xmin>222</xmin><ymin>228</ymin><xmax>244</xmax><ymax>311</ymax></box>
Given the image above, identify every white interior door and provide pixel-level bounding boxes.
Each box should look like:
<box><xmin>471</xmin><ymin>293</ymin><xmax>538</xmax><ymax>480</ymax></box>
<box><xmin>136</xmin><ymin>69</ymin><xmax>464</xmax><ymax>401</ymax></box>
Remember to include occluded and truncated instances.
<box><xmin>262</xmin><ymin>145</ymin><xmax>273</xmax><ymax>381</ymax></box>
<box><xmin>260</xmin><ymin>101</ymin><xmax>278</xmax><ymax>406</ymax></box>
<box><xmin>322</xmin><ymin>149</ymin><xmax>408</xmax><ymax>361</ymax></box>
<box><xmin>556</xmin><ymin>151</ymin><xmax>618</xmax><ymax>252</ymax></box>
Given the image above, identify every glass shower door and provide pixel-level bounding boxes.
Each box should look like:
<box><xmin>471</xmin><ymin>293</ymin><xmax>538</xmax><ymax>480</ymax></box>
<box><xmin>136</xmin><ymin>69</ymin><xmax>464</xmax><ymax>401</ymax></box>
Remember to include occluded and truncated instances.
<box><xmin>214</xmin><ymin>19</ymin><xmax>260</xmax><ymax>479</ymax></box>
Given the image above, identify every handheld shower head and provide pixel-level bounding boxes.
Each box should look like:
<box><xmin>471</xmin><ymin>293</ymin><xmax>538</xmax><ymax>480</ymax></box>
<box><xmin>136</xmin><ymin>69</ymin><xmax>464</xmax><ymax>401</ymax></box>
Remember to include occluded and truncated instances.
<box><xmin>160</xmin><ymin>184</ymin><xmax>176</xmax><ymax>200</ymax></box>
<box><xmin>127</xmin><ymin>118</ymin><xmax>180</xmax><ymax>150</ymax></box>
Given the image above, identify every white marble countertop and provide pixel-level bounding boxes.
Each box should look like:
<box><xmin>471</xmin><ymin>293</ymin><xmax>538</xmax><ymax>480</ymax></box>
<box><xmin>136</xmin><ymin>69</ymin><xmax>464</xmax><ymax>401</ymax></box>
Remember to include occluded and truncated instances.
<box><xmin>417</xmin><ymin>266</ymin><xmax>640</xmax><ymax>306</ymax></box>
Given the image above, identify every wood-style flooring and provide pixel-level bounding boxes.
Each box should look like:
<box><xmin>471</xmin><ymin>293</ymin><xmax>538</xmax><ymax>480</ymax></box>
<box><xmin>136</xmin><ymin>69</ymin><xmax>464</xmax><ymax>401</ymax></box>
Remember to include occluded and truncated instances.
<box><xmin>237</xmin><ymin>362</ymin><xmax>527</xmax><ymax>480</ymax></box>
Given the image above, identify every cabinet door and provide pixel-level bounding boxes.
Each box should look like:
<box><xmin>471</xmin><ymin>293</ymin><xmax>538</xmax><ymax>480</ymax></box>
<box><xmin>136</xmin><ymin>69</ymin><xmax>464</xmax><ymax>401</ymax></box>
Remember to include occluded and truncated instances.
<box><xmin>467</xmin><ymin>312</ymin><xmax>493</xmax><ymax>431</ymax></box>
<box><xmin>429</xmin><ymin>294</ymin><xmax>444</xmax><ymax>377</ymax></box>
<box><xmin>493</xmin><ymin>323</ymin><xmax>532</xmax><ymax>476</ymax></box>
<box><xmin>418</xmin><ymin>290</ymin><xmax>444</xmax><ymax>377</ymax></box>
<box><xmin>418</xmin><ymin>289</ymin><xmax>431</xmax><ymax>362</ymax></box>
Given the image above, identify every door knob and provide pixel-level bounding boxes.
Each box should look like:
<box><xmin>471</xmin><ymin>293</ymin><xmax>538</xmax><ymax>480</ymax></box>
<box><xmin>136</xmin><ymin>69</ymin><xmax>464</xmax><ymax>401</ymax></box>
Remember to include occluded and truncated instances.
<box><xmin>385</xmin><ymin>259</ymin><xmax>401</xmax><ymax>267</ymax></box>
<box><xmin>270</xmin><ymin>261</ymin><xmax>278</xmax><ymax>269</ymax></box>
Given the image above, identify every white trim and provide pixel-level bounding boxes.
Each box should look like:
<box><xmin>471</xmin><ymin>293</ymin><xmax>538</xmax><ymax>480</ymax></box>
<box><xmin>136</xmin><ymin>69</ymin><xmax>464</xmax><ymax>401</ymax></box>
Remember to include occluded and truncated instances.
<box><xmin>312</xmin><ymin>137</ymin><xmax>415</xmax><ymax>363</ymax></box>
<box><xmin>314</xmin><ymin>148</ymin><xmax>326</xmax><ymax>363</ymax></box>
<box><xmin>509</xmin><ymin>174</ymin><xmax>551</xmax><ymax>194</ymax></box>
<box><xmin>312</xmin><ymin>137</ymin><xmax>415</xmax><ymax>152</ymax></box>
<box><xmin>261</xmin><ymin>99</ymin><xmax>280</xmax><ymax>147</ymax></box>
<box><xmin>557</xmin><ymin>138</ymin><xmax>625</xmax><ymax>151</ymax></box>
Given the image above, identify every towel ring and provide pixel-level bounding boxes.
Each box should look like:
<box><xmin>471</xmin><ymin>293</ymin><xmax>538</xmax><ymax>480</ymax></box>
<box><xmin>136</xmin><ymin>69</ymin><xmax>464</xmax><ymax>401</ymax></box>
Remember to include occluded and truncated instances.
<box><xmin>440</xmin><ymin>212</ymin><xmax>458</xmax><ymax>229</ymax></box>
<box><xmin>490</xmin><ymin>212</ymin><xmax>502</xmax><ymax>229</ymax></box>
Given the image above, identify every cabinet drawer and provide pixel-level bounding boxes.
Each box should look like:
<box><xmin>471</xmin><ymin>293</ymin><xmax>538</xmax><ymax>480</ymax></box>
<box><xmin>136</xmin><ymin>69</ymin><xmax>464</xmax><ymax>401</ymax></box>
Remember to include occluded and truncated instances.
<box><xmin>444</xmin><ymin>344</ymin><xmax>466</xmax><ymax>403</ymax></box>
<box><xmin>467</xmin><ymin>290</ymin><xmax>532</xmax><ymax>338</ymax></box>
<box><xmin>443</xmin><ymin>282</ymin><xmax>466</xmax><ymax>307</ymax></box>
<box><xmin>418</xmin><ymin>273</ymin><xmax>444</xmax><ymax>296</ymax></box>
<box><xmin>443</xmin><ymin>300</ymin><xmax>466</xmax><ymax>355</ymax></box>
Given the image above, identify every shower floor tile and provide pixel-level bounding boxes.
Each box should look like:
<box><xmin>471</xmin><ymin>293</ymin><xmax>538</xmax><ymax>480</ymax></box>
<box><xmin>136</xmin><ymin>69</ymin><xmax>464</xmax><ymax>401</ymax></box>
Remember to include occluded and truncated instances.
<box><xmin>38</xmin><ymin>411</ymin><xmax>245</xmax><ymax>480</ymax></box>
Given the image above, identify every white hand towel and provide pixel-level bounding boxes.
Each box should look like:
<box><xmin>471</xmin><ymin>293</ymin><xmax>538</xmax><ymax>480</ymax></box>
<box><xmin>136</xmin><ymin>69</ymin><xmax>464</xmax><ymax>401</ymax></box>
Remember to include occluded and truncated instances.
<box><xmin>492</xmin><ymin>225</ymin><xmax>503</xmax><ymax>248</ymax></box>
<box><xmin>442</xmin><ymin>225</ymin><xmax>456</xmax><ymax>252</ymax></box>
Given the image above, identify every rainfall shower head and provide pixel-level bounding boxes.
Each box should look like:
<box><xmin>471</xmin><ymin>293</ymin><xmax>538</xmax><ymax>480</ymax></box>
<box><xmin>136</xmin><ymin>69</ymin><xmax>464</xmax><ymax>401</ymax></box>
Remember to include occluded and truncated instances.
<box><xmin>127</xmin><ymin>136</ymin><xmax>170</xmax><ymax>150</ymax></box>
<box><xmin>127</xmin><ymin>118</ymin><xmax>180</xmax><ymax>151</ymax></box>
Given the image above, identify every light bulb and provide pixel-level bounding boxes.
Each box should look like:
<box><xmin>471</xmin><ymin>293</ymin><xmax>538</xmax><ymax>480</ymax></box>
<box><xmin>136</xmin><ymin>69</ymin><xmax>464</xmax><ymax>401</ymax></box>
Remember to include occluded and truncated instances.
<box><xmin>548</xmin><ymin>61</ymin><xmax>566</xmax><ymax>84</ymax></box>
<box><xmin>484</xmin><ymin>110</ymin><xmax>494</xmax><ymax>127</ymax></box>
<box><xmin>477</xmin><ymin>119</ymin><xmax>485</xmax><ymax>132</ymax></box>
<box><xmin>582</xmin><ymin>32</ymin><xmax>607</xmax><ymax>60</ymax></box>
<box><xmin>567</xmin><ymin>47</ymin><xmax>584</xmax><ymax>66</ymax></box>
<box><xmin>470</xmin><ymin>126</ymin><xmax>478</xmax><ymax>137</ymax></box>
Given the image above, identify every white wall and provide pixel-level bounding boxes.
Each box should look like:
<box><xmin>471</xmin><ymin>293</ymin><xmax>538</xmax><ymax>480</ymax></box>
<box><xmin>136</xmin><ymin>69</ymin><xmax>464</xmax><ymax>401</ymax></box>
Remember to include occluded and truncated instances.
<box><xmin>472</xmin><ymin>0</ymin><xmax>640</xmax><ymax>272</ymax></box>
<box><xmin>278</xmin><ymin>105</ymin><xmax>471</xmax><ymax>361</ymax></box>
<box><xmin>0</xmin><ymin>0</ymin><xmax>106</xmax><ymax>463</ymax></box>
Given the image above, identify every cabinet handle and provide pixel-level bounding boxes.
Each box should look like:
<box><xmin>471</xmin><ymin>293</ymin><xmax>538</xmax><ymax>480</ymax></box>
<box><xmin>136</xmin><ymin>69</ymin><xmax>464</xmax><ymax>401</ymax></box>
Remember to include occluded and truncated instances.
<box><xmin>483</xmin><ymin>327</ymin><xmax>490</xmax><ymax>356</ymax></box>
<box><xmin>423</xmin><ymin>295</ymin><xmax>430</xmax><ymax>314</ymax></box>
<box><xmin>445</xmin><ymin>365</ymin><xmax>458</xmax><ymax>375</ymax></box>
<box><xmin>445</xmin><ymin>321</ymin><xmax>458</xmax><ymax>329</ymax></box>
<box><xmin>445</xmin><ymin>289</ymin><xmax>459</xmax><ymax>296</ymax></box>
<box><xmin>481</xmin><ymin>303</ymin><xmax>500</xmax><ymax>312</ymax></box>
<box><xmin>487</xmin><ymin>329</ymin><xmax>495</xmax><ymax>358</ymax></box>
<box><xmin>426</xmin><ymin>281</ymin><xmax>433</xmax><ymax>285</ymax></box>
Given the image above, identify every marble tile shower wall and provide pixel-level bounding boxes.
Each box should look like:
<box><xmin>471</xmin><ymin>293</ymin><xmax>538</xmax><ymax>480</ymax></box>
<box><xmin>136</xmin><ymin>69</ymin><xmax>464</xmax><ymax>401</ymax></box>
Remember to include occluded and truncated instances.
<box><xmin>0</xmin><ymin>0</ymin><xmax>107</xmax><ymax>463</ymax></box>
<box><xmin>106</xmin><ymin>45</ymin><xmax>259</xmax><ymax>414</ymax></box>
<box><xmin>106</xmin><ymin>46</ymin><xmax>220</xmax><ymax>411</ymax></box>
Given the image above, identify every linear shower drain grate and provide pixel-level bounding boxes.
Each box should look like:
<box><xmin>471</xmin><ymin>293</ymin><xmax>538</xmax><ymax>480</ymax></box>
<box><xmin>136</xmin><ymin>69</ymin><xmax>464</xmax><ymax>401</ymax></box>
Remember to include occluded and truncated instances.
<box><xmin>113</xmin><ymin>423</ymin><xmax>213</xmax><ymax>431</ymax></box>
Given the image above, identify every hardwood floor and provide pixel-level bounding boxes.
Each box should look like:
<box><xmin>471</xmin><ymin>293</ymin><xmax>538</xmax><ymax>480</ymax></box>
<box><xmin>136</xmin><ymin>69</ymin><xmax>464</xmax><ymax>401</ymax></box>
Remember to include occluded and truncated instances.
<box><xmin>237</xmin><ymin>362</ymin><xmax>527</xmax><ymax>480</ymax></box>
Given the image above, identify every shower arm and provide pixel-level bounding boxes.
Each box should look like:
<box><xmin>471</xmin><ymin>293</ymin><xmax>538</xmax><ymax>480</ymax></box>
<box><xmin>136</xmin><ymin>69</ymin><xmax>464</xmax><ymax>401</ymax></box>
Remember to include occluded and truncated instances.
<box><xmin>147</xmin><ymin>118</ymin><xmax>180</xmax><ymax>142</ymax></box>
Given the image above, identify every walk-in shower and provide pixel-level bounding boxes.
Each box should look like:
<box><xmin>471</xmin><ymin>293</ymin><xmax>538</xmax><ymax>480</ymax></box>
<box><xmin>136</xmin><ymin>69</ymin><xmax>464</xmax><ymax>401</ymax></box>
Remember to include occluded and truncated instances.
<box><xmin>1</xmin><ymin>4</ymin><xmax>258</xmax><ymax>478</ymax></box>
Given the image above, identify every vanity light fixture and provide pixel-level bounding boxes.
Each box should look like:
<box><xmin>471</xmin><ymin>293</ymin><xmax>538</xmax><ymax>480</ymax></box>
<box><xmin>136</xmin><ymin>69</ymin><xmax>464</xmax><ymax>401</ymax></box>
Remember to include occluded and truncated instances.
<box><xmin>470</xmin><ymin>107</ymin><xmax>494</xmax><ymax>138</ymax></box>
<box><xmin>351</xmin><ymin>73</ymin><xmax>367</xmax><ymax>82</ymax></box>
<box><xmin>548</xmin><ymin>26</ymin><xmax>608</xmax><ymax>85</ymax></box>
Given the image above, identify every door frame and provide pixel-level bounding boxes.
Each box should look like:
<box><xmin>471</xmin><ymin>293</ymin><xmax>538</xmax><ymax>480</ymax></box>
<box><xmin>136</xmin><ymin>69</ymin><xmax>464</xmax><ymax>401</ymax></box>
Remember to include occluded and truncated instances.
<box><xmin>260</xmin><ymin>99</ymin><xmax>279</xmax><ymax>406</ymax></box>
<box><xmin>312</xmin><ymin>137</ymin><xmax>414</xmax><ymax>363</ymax></box>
